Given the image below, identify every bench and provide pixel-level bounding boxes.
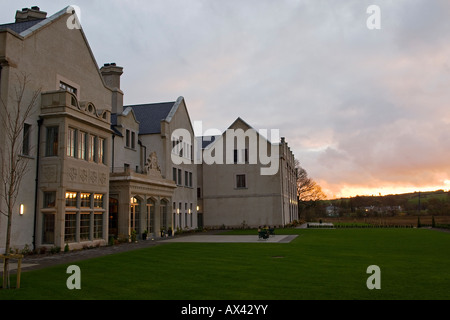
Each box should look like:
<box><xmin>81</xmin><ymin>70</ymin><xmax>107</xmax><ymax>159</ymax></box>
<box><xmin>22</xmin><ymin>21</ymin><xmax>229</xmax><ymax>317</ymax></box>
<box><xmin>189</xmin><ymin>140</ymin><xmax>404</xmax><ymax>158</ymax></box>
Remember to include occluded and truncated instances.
<box><xmin>258</xmin><ymin>230</ymin><xmax>269</xmax><ymax>240</ymax></box>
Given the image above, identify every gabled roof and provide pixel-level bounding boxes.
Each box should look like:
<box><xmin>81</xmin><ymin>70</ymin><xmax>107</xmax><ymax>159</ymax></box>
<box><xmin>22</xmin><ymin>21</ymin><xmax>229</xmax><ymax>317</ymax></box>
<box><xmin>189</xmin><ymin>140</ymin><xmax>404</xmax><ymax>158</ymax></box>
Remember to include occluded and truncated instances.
<box><xmin>199</xmin><ymin>117</ymin><xmax>280</xmax><ymax>151</ymax></box>
<box><xmin>0</xmin><ymin>6</ymin><xmax>115</xmax><ymax>94</ymax></box>
<box><xmin>125</xmin><ymin>102</ymin><xmax>175</xmax><ymax>134</ymax></box>
<box><xmin>124</xmin><ymin>96</ymin><xmax>186</xmax><ymax>134</ymax></box>
<box><xmin>0</xmin><ymin>6</ymin><xmax>69</xmax><ymax>38</ymax></box>
<box><xmin>0</xmin><ymin>19</ymin><xmax>45</xmax><ymax>34</ymax></box>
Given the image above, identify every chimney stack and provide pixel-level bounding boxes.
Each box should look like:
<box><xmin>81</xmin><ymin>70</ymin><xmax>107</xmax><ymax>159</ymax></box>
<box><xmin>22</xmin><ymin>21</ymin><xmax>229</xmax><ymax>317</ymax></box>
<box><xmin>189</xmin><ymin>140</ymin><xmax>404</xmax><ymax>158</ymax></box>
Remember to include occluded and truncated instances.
<box><xmin>15</xmin><ymin>7</ymin><xmax>47</xmax><ymax>22</ymax></box>
<box><xmin>100</xmin><ymin>63</ymin><xmax>124</xmax><ymax>114</ymax></box>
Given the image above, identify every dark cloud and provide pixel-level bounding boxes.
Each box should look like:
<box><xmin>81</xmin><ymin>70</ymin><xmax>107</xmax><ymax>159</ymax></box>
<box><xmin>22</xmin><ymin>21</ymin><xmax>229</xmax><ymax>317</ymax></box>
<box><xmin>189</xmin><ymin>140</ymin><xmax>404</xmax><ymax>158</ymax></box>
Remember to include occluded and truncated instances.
<box><xmin>2</xmin><ymin>0</ymin><xmax>449</xmax><ymax>197</ymax></box>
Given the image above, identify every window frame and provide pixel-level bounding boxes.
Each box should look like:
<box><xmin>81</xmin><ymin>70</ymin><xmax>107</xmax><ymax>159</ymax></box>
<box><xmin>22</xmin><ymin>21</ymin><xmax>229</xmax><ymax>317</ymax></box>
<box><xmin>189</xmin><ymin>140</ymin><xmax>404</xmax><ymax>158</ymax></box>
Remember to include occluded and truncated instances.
<box><xmin>45</xmin><ymin>126</ymin><xmax>59</xmax><ymax>157</ymax></box>
<box><xmin>235</xmin><ymin>174</ymin><xmax>247</xmax><ymax>189</ymax></box>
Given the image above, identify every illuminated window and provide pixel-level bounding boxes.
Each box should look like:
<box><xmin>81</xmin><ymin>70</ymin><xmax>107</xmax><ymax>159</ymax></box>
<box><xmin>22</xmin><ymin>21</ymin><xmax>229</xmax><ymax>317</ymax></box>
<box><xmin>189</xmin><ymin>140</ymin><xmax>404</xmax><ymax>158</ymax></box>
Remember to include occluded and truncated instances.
<box><xmin>80</xmin><ymin>193</ymin><xmax>91</xmax><ymax>208</ymax></box>
<box><xmin>65</xmin><ymin>191</ymin><xmax>77</xmax><ymax>207</ymax></box>
<box><xmin>94</xmin><ymin>194</ymin><xmax>104</xmax><ymax>208</ymax></box>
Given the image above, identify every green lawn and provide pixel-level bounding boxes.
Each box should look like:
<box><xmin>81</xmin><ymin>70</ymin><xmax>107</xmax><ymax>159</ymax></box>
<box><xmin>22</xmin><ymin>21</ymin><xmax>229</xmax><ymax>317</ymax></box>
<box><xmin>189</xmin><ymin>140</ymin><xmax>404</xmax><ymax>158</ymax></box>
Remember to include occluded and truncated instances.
<box><xmin>1</xmin><ymin>228</ymin><xmax>449</xmax><ymax>300</ymax></box>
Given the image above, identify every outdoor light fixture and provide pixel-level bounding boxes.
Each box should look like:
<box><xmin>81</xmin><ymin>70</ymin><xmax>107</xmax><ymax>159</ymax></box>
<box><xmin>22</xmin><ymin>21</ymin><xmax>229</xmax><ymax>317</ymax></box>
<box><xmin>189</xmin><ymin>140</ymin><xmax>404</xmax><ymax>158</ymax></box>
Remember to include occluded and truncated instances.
<box><xmin>19</xmin><ymin>204</ymin><xmax>24</xmax><ymax>215</ymax></box>
<box><xmin>196</xmin><ymin>206</ymin><xmax>200</xmax><ymax>211</ymax></box>
<box><xmin>177</xmin><ymin>208</ymin><xmax>180</xmax><ymax>214</ymax></box>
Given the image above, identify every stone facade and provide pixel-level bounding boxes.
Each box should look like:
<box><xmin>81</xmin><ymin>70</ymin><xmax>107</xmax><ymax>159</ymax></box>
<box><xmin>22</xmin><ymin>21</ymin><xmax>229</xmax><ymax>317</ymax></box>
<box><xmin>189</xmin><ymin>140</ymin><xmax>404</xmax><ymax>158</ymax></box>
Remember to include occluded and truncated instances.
<box><xmin>0</xmin><ymin>7</ymin><xmax>113</xmax><ymax>252</ymax></box>
<box><xmin>0</xmin><ymin>6</ymin><xmax>298</xmax><ymax>253</ymax></box>
<box><xmin>198</xmin><ymin>118</ymin><xmax>298</xmax><ymax>228</ymax></box>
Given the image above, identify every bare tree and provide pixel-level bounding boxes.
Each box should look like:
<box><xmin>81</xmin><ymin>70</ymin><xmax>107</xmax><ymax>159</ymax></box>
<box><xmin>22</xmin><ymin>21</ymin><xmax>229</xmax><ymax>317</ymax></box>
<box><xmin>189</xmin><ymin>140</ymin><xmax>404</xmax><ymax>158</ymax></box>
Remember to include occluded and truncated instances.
<box><xmin>295</xmin><ymin>159</ymin><xmax>326</xmax><ymax>202</ymax></box>
<box><xmin>0</xmin><ymin>73</ymin><xmax>40</xmax><ymax>289</ymax></box>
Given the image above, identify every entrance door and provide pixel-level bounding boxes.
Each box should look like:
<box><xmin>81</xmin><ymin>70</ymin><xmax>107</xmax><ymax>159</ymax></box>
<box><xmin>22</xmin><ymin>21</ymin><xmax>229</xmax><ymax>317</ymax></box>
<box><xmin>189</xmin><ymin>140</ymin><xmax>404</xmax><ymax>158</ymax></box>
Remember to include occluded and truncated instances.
<box><xmin>198</xmin><ymin>213</ymin><xmax>204</xmax><ymax>228</ymax></box>
<box><xmin>109</xmin><ymin>197</ymin><xmax>118</xmax><ymax>237</ymax></box>
<box><xmin>130</xmin><ymin>197</ymin><xmax>140</xmax><ymax>235</ymax></box>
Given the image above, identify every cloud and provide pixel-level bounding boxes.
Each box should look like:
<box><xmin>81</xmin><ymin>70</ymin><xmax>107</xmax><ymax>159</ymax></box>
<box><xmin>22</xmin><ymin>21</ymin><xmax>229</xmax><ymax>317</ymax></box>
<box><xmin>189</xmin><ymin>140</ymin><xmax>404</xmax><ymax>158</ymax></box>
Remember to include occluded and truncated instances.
<box><xmin>2</xmin><ymin>0</ymin><xmax>450</xmax><ymax>197</ymax></box>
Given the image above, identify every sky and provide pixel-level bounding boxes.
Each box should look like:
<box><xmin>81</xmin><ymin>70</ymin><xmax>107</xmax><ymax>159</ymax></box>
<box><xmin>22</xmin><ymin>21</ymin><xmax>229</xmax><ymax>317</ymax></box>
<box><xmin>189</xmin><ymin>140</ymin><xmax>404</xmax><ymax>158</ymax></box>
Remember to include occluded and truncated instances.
<box><xmin>2</xmin><ymin>0</ymin><xmax>450</xmax><ymax>199</ymax></box>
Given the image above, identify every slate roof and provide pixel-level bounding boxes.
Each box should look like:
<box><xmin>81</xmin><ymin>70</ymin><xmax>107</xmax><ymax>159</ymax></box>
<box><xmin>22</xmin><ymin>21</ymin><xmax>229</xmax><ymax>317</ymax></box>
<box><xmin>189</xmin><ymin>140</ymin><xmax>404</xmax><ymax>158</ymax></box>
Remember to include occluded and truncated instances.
<box><xmin>200</xmin><ymin>136</ymin><xmax>218</xmax><ymax>149</ymax></box>
<box><xmin>111</xmin><ymin>101</ymin><xmax>177</xmax><ymax>135</ymax></box>
<box><xmin>0</xmin><ymin>19</ymin><xmax>45</xmax><ymax>34</ymax></box>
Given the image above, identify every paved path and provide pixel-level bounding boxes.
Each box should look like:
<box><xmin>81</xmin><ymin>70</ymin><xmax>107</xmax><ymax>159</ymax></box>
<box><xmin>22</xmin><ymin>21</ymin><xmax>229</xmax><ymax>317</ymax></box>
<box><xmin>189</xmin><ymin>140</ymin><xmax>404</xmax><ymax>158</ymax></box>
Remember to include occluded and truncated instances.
<box><xmin>164</xmin><ymin>234</ymin><xmax>297</xmax><ymax>243</ymax></box>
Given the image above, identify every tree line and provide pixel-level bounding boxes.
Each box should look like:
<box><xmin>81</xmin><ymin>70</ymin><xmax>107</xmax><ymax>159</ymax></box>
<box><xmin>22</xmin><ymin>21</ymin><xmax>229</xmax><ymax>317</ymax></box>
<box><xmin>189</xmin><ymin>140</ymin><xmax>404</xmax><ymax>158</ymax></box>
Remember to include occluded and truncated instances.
<box><xmin>295</xmin><ymin>159</ymin><xmax>450</xmax><ymax>220</ymax></box>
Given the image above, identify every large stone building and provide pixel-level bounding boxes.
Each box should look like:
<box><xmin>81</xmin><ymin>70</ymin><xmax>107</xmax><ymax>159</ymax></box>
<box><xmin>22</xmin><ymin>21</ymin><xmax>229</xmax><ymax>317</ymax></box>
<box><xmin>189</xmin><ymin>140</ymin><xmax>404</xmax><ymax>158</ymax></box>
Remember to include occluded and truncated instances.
<box><xmin>0</xmin><ymin>6</ymin><xmax>113</xmax><ymax>252</ymax></box>
<box><xmin>0</xmin><ymin>6</ymin><xmax>297</xmax><ymax>253</ymax></box>
<box><xmin>0</xmin><ymin>6</ymin><xmax>198</xmax><ymax>253</ymax></box>
<box><xmin>109</xmin><ymin>94</ymin><xmax>197</xmax><ymax>240</ymax></box>
<box><xmin>197</xmin><ymin>118</ymin><xmax>298</xmax><ymax>228</ymax></box>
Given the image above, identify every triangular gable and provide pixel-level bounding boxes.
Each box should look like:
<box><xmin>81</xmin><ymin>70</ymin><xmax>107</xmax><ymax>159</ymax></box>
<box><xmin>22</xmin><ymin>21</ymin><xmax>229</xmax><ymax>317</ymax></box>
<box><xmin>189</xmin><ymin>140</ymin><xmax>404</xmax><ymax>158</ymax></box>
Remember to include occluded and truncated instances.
<box><xmin>203</xmin><ymin>117</ymin><xmax>279</xmax><ymax>151</ymax></box>
<box><xmin>13</xmin><ymin>6</ymin><xmax>113</xmax><ymax>93</ymax></box>
<box><xmin>121</xmin><ymin>106</ymin><xmax>140</xmax><ymax>124</ymax></box>
<box><xmin>163</xmin><ymin>96</ymin><xmax>195</xmax><ymax>134</ymax></box>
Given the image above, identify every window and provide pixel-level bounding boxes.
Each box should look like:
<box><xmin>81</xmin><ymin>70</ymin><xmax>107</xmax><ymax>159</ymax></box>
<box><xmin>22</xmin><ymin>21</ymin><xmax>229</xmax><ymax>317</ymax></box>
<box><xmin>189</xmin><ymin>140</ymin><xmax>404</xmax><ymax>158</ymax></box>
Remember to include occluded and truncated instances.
<box><xmin>94</xmin><ymin>212</ymin><xmax>103</xmax><ymax>239</ymax></box>
<box><xmin>60</xmin><ymin>81</ymin><xmax>77</xmax><ymax>95</ymax></box>
<box><xmin>178</xmin><ymin>168</ymin><xmax>182</xmax><ymax>185</ymax></box>
<box><xmin>197</xmin><ymin>187</ymin><xmax>201</xmax><ymax>199</ymax></box>
<box><xmin>65</xmin><ymin>212</ymin><xmax>77</xmax><ymax>242</ymax></box>
<box><xmin>94</xmin><ymin>194</ymin><xmax>104</xmax><ymax>208</ymax></box>
<box><xmin>80</xmin><ymin>212</ymin><xmax>90</xmax><ymax>241</ymax></box>
<box><xmin>185</xmin><ymin>171</ymin><xmax>188</xmax><ymax>187</ymax></box>
<box><xmin>42</xmin><ymin>213</ymin><xmax>55</xmax><ymax>244</ymax></box>
<box><xmin>67</xmin><ymin>127</ymin><xmax>76</xmax><ymax>157</ymax></box>
<box><xmin>65</xmin><ymin>191</ymin><xmax>78</xmax><ymax>207</ymax></box>
<box><xmin>160</xmin><ymin>201</ymin><xmax>167</xmax><ymax>229</ymax></box>
<box><xmin>43</xmin><ymin>191</ymin><xmax>56</xmax><ymax>208</ymax></box>
<box><xmin>125</xmin><ymin>130</ymin><xmax>130</xmax><ymax>148</ymax></box>
<box><xmin>46</xmin><ymin>126</ymin><xmax>59</xmax><ymax>156</ymax></box>
<box><xmin>80</xmin><ymin>193</ymin><xmax>91</xmax><ymax>208</ymax></box>
<box><xmin>172</xmin><ymin>167</ymin><xmax>177</xmax><ymax>183</ymax></box>
<box><xmin>131</xmin><ymin>131</ymin><xmax>136</xmax><ymax>149</ymax></box>
<box><xmin>22</xmin><ymin>123</ymin><xmax>31</xmax><ymax>156</ymax></box>
<box><xmin>98</xmin><ymin>137</ymin><xmax>105</xmax><ymax>164</ymax></box>
<box><xmin>78</xmin><ymin>131</ymin><xmax>87</xmax><ymax>160</ymax></box>
<box><xmin>234</xmin><ymin>149</ymin><xmax>248</xmax><ymax>164</ymax></box>
<box><xmin>88</xmin><ymin>135</ymin><xmax>96</xmax><ymax>162</ymax></box>
<box><xmin>236</xmin><ymin>174</ymin><xmax>246</xmax><ymax>189</ymax></box>
<box><xmin>189</xmin><ymin>172</ymin><xmax>193</xmax><ymax>187</ymax></box>
<box><xmin>190</xmin><ymin>203</ymin><xmax>193</xmax><ymax>227</ymax></box>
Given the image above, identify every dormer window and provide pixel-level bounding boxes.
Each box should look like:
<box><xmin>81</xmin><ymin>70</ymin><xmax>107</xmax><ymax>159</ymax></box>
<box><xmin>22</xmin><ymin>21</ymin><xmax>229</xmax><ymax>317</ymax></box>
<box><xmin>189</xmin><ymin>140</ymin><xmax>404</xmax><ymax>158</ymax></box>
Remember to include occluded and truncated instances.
<box><xmin>60</xmin><ymin>81</ymin><xmax>77</xmax><ymax>95</ymax></box>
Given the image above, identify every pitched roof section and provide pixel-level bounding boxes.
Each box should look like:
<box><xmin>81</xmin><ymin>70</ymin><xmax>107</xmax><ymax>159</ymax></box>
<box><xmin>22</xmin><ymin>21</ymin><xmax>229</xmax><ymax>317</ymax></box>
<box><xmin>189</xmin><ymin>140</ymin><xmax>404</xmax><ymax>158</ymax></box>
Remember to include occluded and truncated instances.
<box><xmin>0</xmin><ymin>19</ymin><xmax>45</xmax><ymax>34</ymax></box>
<box><xmin>125</xmin><ymin>101</ymin><xmax>176</xmax><ymax>134</ymax></box>
<box><xmin>0</xmin><ymin>6</ymin><xmax>70</xmax><ymax>38</ymax></box>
